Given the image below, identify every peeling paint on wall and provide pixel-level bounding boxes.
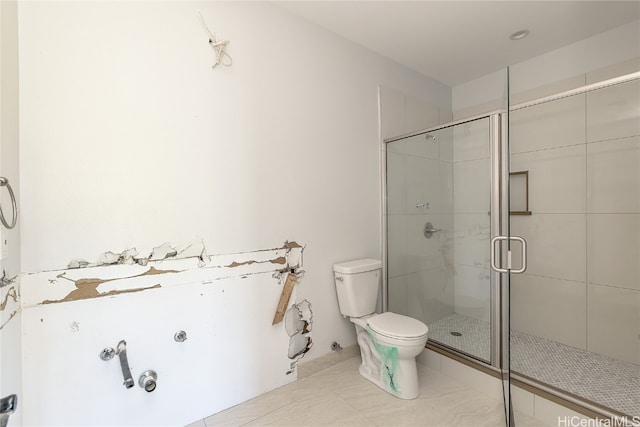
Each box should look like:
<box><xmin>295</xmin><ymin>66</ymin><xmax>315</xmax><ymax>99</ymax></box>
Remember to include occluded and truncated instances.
<box><xmin>41</xmin><ymin>267</ymin><xmax>177</xmax><ymax>304</ymax></box>
<box><xmin>0</xmin><ymin>272</ymin><xmax>19</xmax><ymax>330</ymax></box>
<box><xmin>42</xmin><ymin>283</ymin><xmax>161</xmax><ymax>305</ymax></box>
<box><xmin>0</xmin><ymin>286</ymin><xmax>18</xmax><ymax>310</ymax></box>
<box><xmin>19</xmin><ymin>240</ymin><xmax>306</xmax><ymax>426</ymax></box>
<box><xmin>64</xmin><ymin>240</ymin><xmax>302</xmax><ymax>271</ymax></box>
<box><xmin>21</xmin><ymin>241</ymin><xmax>305</xmax><ymax>309</ymax></box>
<box><xmin>226</xmin><ymin>256</ymin><xmax>286</xmax><ymax>268</ymax></box>
<box><xmin>284</xmin><ymin>299</ymin><xmax>313</xmax><ymax>374</ymax></box>
<box><xmin>1</xmin><ymin>270</ymin><xmax>17</xmax><ymax>288</ymax></box>
<box><xmin>0</xmin><ymin>311</ymin><xmax>17</xmax><ymax>330</ymax></box>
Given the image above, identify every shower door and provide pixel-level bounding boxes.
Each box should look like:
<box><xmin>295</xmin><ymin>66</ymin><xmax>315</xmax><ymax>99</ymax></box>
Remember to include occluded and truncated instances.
<box><xmin>385</xmin><ymin>115</ymin><xmax>497</xmax><ymax>364</ymax></box>
<box><xmin>508</xmin><ymin>69</ymin><xmax>640</xmax><ymax>423</ymax></box>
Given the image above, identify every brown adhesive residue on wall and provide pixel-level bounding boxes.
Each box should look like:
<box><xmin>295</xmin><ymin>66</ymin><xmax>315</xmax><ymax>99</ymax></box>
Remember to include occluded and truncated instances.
<box><xmin>42</xmin><ymin>283</ymin><xmax>162</xmax><ymax>305</ymax></box>
<box><xmin>226</xmin><ymin>257</ymin><xmax>287</xmax><ymax>268</ymax></box>
<box><xmin>142</xmin><ymin>267</ymin><xmax>180</xmax><ymax>276</ymax></box>
<box><xmin>0</xmin><ymin>310</ymin><xmax>17</xmax><ymax>330</ymax></box>
<box><xmin>226</xmin><ymin>260</ymin><xmax>258</xmax><ymax>268</ymax></box>
<box><xmin>41</xmin><ymin>267</ymin><xmax>179</xmax><ymax>305</ymax></box>
<box><xmin>0</xmin><ymin>287</ymin><xmax>18</xmax><ymax>311</ymax></box>
<box><xmin>282</xmin><ymin>241</ymin><xmax>303</xmax><ymax>249</ymax></box>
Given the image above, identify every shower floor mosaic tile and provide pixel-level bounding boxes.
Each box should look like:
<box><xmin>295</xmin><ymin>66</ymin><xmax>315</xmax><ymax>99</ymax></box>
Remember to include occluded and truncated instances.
<box><xmin>428</xmin><ymin>313</ymin><xmax>492</xmax><ymax>362</ymax></box>
<box><xmin>428</xmin><ymin>313</ymin><xmax>640</xmax><ymax>418</ymax></box>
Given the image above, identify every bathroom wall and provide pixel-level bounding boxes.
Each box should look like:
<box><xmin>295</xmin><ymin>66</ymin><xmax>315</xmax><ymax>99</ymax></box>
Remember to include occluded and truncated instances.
<box><xmin>380</xmin><ymin>86</ymin><xmax>455</xmax><ymax>323</ymax></box>
<box><xmin>20</xmin><ymin>245</ymin><xmax>304</xmax><ymax>426</ymax></box>
<box><xmin>15</xmin><ymin>1</ymin><xmax>451</xmax><ymax>425</ymax></box>
<box><xmin>0</xmin><ymin>1</ymin><xmax>22</xmax><ymax>426</ymax></box>
<box><xmin>18</xmin><ymin>0</ymin><xmax>449</xmax><ymax>362</ymax></box>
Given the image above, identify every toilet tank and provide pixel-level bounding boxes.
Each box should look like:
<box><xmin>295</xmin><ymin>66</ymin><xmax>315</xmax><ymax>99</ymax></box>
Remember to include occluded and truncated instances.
<box><xmin>333</xmin><ymin>259</ymin><xmax>382</xmax><ymax>317</ymax></box>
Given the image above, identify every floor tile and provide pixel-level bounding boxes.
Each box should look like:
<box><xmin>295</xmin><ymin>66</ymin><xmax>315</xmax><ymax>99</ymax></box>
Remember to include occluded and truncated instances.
<box><xmin>200</xmin><ymin>350</ymin><xmax>553</xmax><ymax>427</ymax></box>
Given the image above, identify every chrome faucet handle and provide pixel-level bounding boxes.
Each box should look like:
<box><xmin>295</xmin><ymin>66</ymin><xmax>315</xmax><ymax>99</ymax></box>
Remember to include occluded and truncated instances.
<box><xmin>423</xmin><ymin>222</ymin><xmax>442</xmax><ymax>239</ymax></box>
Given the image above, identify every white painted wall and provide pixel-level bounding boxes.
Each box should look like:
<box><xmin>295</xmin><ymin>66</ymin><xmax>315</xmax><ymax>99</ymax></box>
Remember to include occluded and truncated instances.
<box><xmin>0</xmin><ymin>1</ymin><xmax>22</xmax><ymax>426</ymax></box>
<box><xmin>17</xmin><ymin>0</ymin><xmax>449</xmax><ymax>376</ymax></box>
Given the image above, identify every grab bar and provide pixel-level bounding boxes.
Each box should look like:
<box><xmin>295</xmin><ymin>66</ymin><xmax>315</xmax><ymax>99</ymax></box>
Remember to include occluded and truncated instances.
<box><xmin>0</xmin><ymin>177</ymin><xmax>17</xmax><ymax>229</ymax></box>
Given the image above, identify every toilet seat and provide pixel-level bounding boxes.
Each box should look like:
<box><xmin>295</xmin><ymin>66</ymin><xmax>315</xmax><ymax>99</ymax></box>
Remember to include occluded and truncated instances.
<box><xmin>367</xmin><ymin>312</ymin><xmax>428</xmax><ymax>341</ymax></box>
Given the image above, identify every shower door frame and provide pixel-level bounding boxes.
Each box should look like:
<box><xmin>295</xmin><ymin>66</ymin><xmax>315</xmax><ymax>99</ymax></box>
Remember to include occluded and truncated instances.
<box><xmin>382</xmin><ymin>110</ymin><xmax>510</xmax><ymax>376</ymax></box>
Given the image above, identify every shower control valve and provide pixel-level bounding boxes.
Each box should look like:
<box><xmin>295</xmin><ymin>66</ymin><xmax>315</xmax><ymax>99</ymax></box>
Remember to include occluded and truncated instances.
<box><xmin>174</xmin><ymin>330</ymin><xmax>187</xmax><ymax>342</ymax></box>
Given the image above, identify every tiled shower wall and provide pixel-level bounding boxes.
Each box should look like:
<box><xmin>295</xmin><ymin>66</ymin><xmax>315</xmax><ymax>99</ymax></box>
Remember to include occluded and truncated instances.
<box><xmin>509</xmin><ymin>58</ymin><xmax>640</xmax><ymax>365</ymax></box>
<box><xmin>452</xmin><ymin>117</ymin><xmax>492</xmax><ymax>323</ymax></box>
<box><xmin>381</xmin><ymin>86</ymin><xmax>455</xmax><ymax>324</ymax></box>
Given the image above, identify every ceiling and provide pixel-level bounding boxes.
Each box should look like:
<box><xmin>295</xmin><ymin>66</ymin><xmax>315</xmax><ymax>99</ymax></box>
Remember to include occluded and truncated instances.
<box><xmin>275</xmin><ymin>1</ymin><xmax>640</xmax><ymax>86</ymax></box>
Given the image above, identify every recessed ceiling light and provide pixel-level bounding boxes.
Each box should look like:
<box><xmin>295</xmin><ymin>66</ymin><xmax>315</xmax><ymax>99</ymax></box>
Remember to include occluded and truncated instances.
<box><xmin>509</xmin><ymin>29</ymin><xmax>530</xmax><ymax>41</ymax></box>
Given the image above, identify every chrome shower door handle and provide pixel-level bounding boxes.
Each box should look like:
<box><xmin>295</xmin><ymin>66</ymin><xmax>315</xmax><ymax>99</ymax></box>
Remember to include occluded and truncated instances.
<box><xmin>491</xmin><ymin>236</ymin><xmax>527</xmax><ymax>274</ymax></box>
<box><xmin>510</xmin><ymin>236</ymin><xmax>527</xmax><ymax>274</ymax></box>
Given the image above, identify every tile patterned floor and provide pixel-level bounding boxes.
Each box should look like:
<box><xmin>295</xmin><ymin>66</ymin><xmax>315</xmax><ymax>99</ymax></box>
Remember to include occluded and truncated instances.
<box><xmin>186</xmin><ymin>355</ymin><xmax>543</xmax><ymax>427</ymax></box>
<box><xmin>428</xmin><ymin>314</ymin><xmax>491</xmax><ymax>362</ymax></box>
<box><xmin>428</xmin><ymin>313</ymin><xmax>640</xmax><ymax>418</ymax></box>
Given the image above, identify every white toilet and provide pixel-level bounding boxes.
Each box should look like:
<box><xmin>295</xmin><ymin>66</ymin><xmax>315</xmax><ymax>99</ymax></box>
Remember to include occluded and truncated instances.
<box><xmin>333</xmin><ymin>259</ymin><xmax>428</xmax><ymax>400</ymax></box>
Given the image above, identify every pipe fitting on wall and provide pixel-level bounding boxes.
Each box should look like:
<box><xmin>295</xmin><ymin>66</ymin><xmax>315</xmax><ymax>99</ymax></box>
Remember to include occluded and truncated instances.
<box><xmin>138</xmin><ymin>370</ymin><xmax>157</xmax><ymax>392</ymax></box>
<box><xmin>116</xmin><ymin>340</ymin><xmax>135</xmax><ymax>389</ymax></box>
<box><xmin>174</xmin><ymin>330</ymin><xmax>187</xmax><ymax>342</ymax></box>
<box><xmin>99</xmin><ymin>347</ymin><xmax>115</xmax><ymax>361</ymax></box>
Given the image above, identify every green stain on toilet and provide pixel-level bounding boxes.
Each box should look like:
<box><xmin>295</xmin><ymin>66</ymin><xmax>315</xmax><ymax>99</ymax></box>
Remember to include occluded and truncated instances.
<box><xmin>366</xmin><ymin>326</ymin><xmax>400</xmax><ymax>392</ymax></box>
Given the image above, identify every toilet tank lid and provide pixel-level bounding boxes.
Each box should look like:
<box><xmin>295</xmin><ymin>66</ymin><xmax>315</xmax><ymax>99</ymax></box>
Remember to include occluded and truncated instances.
<box><xmin>333</xmin><ymin>259</ymin><xmax>382</xmax><ymax>274</ymax></box>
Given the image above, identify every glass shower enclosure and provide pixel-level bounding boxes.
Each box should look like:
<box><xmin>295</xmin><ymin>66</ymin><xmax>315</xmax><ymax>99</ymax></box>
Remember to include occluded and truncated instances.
<box><xmin>386</xmin><ymin>114</ymin><xmax>499</xmax><ymax>364</ymax></box>
<box><xmin>384</xmin><ymin>66</ymin><xmax>640</xmax><ymax>425</ymax></box>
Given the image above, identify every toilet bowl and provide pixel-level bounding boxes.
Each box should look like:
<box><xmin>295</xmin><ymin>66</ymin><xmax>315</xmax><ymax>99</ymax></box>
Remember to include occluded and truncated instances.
<box><xmin>333</xmin><ymin>259</ymin><xmax>429</xmax><ymax>399</ymax></box>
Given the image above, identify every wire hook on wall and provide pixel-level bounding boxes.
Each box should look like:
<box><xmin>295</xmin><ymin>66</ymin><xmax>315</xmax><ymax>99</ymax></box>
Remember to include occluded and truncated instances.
<box><xmin>199</xmin><ymin>12</ymin><xmax>232</xmax><ymax>69</ymax></box>
<box><xmin>0</xmin><ymin>177</ymin><xmax>17</xmax><ymax>229</ymax></box>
